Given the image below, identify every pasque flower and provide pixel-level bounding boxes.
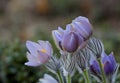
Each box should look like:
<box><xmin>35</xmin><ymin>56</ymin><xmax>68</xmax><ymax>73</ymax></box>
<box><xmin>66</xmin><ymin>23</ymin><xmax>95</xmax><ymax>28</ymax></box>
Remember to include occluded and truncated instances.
<box><xmin>52</xmin><ymin>16</ymin><xmax>92</xmax><ymax>52</ymax></box>
<box><xmin>102</xmin><ymin>52</ymin><xmax>117</xmax><ymax>75</ymax></box>
<box><xmin>90</xmin><ymin>52</ymin><xmax>117</xmax><ymax>81</ymax></box>
<box><xmin>25</xmin><ymin>40</ymin><xmax>53</xmax><ymax>66</ymax></box>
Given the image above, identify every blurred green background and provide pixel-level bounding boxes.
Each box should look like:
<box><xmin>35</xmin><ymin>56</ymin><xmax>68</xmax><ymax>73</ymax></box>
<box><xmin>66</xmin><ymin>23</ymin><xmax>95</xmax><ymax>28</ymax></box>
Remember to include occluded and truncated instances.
<box><xmin>0</xmin><ymin>0</ymin><xmax>120</xmax><ymax>83</ymax></box>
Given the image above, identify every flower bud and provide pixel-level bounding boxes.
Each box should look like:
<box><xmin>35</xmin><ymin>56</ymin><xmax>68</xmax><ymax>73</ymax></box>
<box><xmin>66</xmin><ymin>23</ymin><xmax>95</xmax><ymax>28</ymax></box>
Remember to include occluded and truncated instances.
<box><xmin>61</xmin><ymin>31</ymin><xmax>79</xmax><ymax>52</ymax></box>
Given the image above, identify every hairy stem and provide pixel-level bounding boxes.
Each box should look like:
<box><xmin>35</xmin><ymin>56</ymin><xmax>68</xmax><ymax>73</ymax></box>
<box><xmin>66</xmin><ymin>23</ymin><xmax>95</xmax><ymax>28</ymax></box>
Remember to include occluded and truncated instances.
<box><xmin>98</xmin><ymin>58</ymin><xmax>108</xmax><ymax>83</ymax></box>
<box><xmin>56</xmin><ymin>71</ymin><xmax>64</xmax><ymax>83</ymax></box>
<box><xmin>83</xmin><ymin>69</ymin><xmax>91</xmax><ymax>83</ymax></box>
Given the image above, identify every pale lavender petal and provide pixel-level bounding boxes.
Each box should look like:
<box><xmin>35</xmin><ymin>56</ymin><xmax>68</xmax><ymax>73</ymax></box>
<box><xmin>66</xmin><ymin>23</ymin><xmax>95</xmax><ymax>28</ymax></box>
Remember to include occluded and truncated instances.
<box><xmin>58</xmin><ymin>26</ymin><xmax>64</xmax><ymax>34</ymax></box>
<box><xmin>77</xmin><ymin>21</ymin><xmax>92</xmax><ymax>38</ymax></box>
<box><xmin>78</xmin><ymin>21</ymin><xmax>92</xmax><ymax>36</ymax></box>
<box><xmin>37</xmin><ymin>40</ymin><xmax>53</xmax><ymax>55</ymax></box>
<box><xmin>39</xmin><ymin>79</ymin><xmax>48</xmax><ymax>83</ymax></box>
<box><xmin>25</xmin><ymin>52</ymin><xmax>41</xmax><ymax>66</ymax></box>
<box><xmin>26</xmin><ymin>41</ymin><xmax>40</xmax><ymax>56</ymax></box>
<box><xmin>53</xmin><ymin>30</ymin><xmax>62</xmax><ymax>41</ymax></box>
<box><xmin>44</xmin><ymin>74</ymin><xmax>58</xmax><ymax>83</ymax></box>
<box><xmin>63</xmin><ymin>24</ymin><xmax>77</xmax><ymax>38</ymax></box>
<box><xmin>45</xmin><ymin>41</ymin><xmax>53</xmax><ymax>56</ymax></box>
<box><xmin>38</xmin><ymin>40</ymin><xmax>48</xmax><ymax>49</ymax></box>
<box><xmin>37</xmin><ymin>50</ymin><xmax>50</xmax><ymax>64</ymax></box>
<box><xmin>52</xmin><ymin>30</ymin><xmax>62</xmax><ymax>49</ymax></box>
<box><xmin>25</xmin><ymin>62</ymin><xmax>40</xmax><ymax>66</ymax></box>
<box><xmin>62</xmin><ymin>31</ymin><xmax>79</xmax><ymax>52</ymax></box>
<box><xmin>66</xmin><ymin>24</ymin><xmax>85</xmax><ymax>48</ymax></box>
<box><xmin>66</xmin><ymin>24</ymin><xmax>71</xmax><ymax>32</ymax></box>
<box><xmin>74</xmin><ymin>16</ymin><xmax>89</xmax><ymax>23</ymax></box>
<box><xmin>26</xmin><ymin>52</ymin><xmax>36</xmax><ymax>62</ymax></box>
<box><xmin>72</xmin><ymin>16</ymin><xmax>92</xmax><ymax>39</ymax></box>
<box><xmin>72</xmin><ymin>21</ymin><xmax>90</xmax><ymax>38</ymax></box>
<box><xmin>39</xmin><ymin>74</ymin><xmax>58</xmax><ymax>83</ymax></box>
<box><xmin>66</xmin><ymin>24</ymin><xmax>76</xmax><ymax>32</ymax></box>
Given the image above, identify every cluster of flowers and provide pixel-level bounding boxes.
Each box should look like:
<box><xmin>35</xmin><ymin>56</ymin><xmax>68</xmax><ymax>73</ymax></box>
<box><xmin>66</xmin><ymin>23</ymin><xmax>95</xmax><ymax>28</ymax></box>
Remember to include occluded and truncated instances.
<box><xmin>25</xmin><ymin>16</ymin><xmax>119</xmax><ymax>83</ymax></box>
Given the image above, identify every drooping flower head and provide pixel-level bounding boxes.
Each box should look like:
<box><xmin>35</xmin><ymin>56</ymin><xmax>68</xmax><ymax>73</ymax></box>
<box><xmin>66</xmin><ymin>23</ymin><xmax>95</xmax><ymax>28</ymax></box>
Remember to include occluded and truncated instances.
<box><xmin>52</xmin><ymin>16</ymin><xmax>92</xmax><ymax>53</ymax></box>
<box><xmin>25</xmin><ymin>40</ymin><xmax>53</xmax><ymax>66</ymax></box>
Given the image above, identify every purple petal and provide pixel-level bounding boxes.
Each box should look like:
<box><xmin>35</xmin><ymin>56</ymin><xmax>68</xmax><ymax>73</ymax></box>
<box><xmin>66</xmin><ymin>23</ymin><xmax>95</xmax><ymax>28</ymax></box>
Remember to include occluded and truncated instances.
<box><xmin>66</xmin><ymin>24</ymin><xmax>85</xmax><ymax>48</ymax></box>
<box><xmin>72</xmin><ymin>22</ymin><xmax>90</xmax><ymax>39</ymax></box>
<box><xmin>39</xmin><ymin>74</ymin><xmax>58</xmax><ymax>83</ymax></box>
<box><xmin>38</xmin><ymin>40</ymin><xmax>48</xmax><ymax>49</ymax></box>
<box><xmin>43</xmin><ymin>74</ymin><xmax>58</xmax><ymax>83</ymax></box>
<box><xmin>108</xmin><ymin>52</ymin><xmax>116</xmax><ymax>70</ymax></box>
<box><xmin>26</xmin><ymin>52</ymin><xmax>36</xmax><ymax>62</ymax></box>
<box><xmin>74</xmin><ymin>16</ymin><xmax>89</xmax><ymax>23</ymax></box>
<box><xmin>102</xmin><ymin>52</ymin><xmax>110</xmax><ymax>63</ymax></box>
<box><xmin>38</xmin><ymin>40</ymin><xmax>53</xmax><ymax>56</ymax></box>
<box><xmin>78</xmin><ymin>21</ymin><xmax>92</xmax><ymax>38</ymax></box>
<box><xmin>26</xmin><ymin>41</ymin><xmax>40</xmax><ymax>56</ymax></box>
<box><xmin>45</xmin><ymin>41</ymin><xmax>53</xmax><ymax>56</ymax></box>
<box><xmin>25</xmin><ymin>62</ymin><xmax>40</xmax><ymax>66</ymax></box>
<box><xmin>90</xmin><ymin>60</ymin><xmax>100</xmax><ymax>74</ymax></box>
<box><xmin>62</xmin><ymin>31</ymin><xmax>79</xmax><ymax>52</ymax></box>
<box><xmin>25</xmin><ymin>52</ymin><xmax>41</xmax><ymax>66</ymax></box>
<box><xmin>58</xmin><ymin>26</ymin><xmax>64</xmax><ymax>34</ymax></box>
<box><xmin>102</xmin><ymin>52</ymin><xmax>117</xmax><ymax>75</ymax></box>
<box><xmin>37</xmin><ymin>50</ymin><xmax>50</xmax><ymax>64</ymax></box>
<box><xmin>104</xmin><ymin>61</ymin><xmax>114</xmax><ymax>75</ymax></box>
<box><xmin>52</xmin><ymin>30</ymin><xmax>62</xmax><ymax>49</ymax></box>
<box><xmin>72</xmin><ymin>16</ymin><xmax>92</xmax><ymax>39</ymax></box>
<box><xmin>66</xmin><ymin>24</ymin><xmax>75</xmax><ymax>32</ymax></box>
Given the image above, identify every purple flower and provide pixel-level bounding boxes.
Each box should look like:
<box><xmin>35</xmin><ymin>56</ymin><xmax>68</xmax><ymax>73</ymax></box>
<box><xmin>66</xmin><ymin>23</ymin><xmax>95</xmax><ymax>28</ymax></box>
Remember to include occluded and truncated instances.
<box><xmin>102</xmin><ymin>52</ymin><xmax>117</xmax><ymax>75</ymax></box>
<box><xmin>90</xmin><ymin>60</ymin><xmax>101</xmax><ymax>78</ymax></box>
<box><xmin>90</xmin><ymin>52</ymin><xmax>117</xmax><ymax>77</ymax></box>
<box><xmin>25</xmin><ymin>40</ymin><xmax>53</xmax><ymax>66</ymax></box>
<box><xmin>52</xmin><ymin>16</ymin><xmax>92</xmax><ymax>52</ymax></box>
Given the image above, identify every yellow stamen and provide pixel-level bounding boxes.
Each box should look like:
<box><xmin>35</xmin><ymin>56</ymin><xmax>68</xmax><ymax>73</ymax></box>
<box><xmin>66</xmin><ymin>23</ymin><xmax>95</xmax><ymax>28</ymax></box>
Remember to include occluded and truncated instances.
<box><xmin>41</xmin><ymin>49</ymin><xmax>47</xmax><ymax>53</ymax></box>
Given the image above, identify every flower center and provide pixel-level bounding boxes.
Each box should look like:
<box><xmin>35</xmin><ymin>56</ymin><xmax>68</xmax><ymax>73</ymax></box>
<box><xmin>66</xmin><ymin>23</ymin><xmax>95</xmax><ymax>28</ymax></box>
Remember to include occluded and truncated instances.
<box><xmin>41</xmin><ymin>49</ymin><xmax>47</xmax><ymax>53</ymax></box>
